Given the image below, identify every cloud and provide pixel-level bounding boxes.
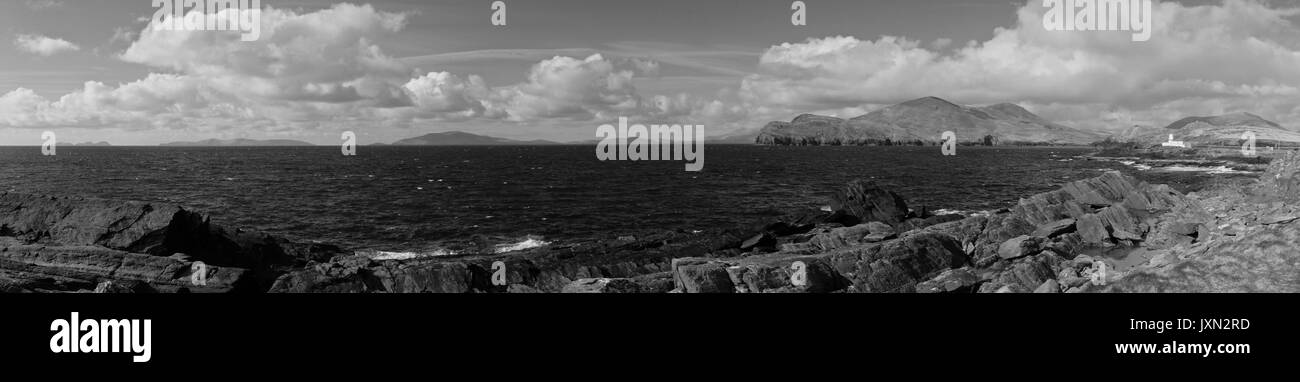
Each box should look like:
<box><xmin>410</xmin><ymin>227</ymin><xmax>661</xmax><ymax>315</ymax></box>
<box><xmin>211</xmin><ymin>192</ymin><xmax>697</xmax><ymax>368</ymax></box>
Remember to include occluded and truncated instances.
<box><xmin>738</xmin><ymin>0</ymin><xmax>1300</xmax><ymax>130</ymax></box>
<box><xmin>13</xmin><ymin>34</ymin><xmax>80</xmax><ymax>56</ymax></box>
<box><xmin>2</xmin><ymin>3</ymin><xmax>412</xmax><ymax>131</ymax></box>
<box><xmin>6</xmin><ymin>0</ymin><xmax>1298</xmax><ymax>140</ymax></box>
<box><xmin>404</xmin><ymin>53</ymin><xmax>690</xmax><ymax>123</ymax></box>
<box><xmin>24</xmin><ymin>0</ymin><xmax>63</xmax><ymax>10</ymax></box>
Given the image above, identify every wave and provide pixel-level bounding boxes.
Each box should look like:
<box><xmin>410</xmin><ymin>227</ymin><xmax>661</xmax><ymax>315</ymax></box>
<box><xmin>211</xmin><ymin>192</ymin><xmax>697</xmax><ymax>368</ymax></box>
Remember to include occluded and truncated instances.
<box><xmin>931</xmin><ymin>209</ymin><xmax>990</xmax><ymax>218</ymax></box>
<box><xmin>358</xmin><ymin>235</ymin><xmax>552</xmax><ymax>260</ymax></box>
<box><xmin>494</xmin><ymin>236</ymin><xmax>551</xmax><ymax>253</ymax></box>
<box><xmin>1157</xmin><ymin>165</ymin><xmax>1252</xmax><ymax>174</ymax></box>
<box><xmin>367</xmin><ymin>248</ymin><xmax>457</xmax><ymax>261</ymax></box>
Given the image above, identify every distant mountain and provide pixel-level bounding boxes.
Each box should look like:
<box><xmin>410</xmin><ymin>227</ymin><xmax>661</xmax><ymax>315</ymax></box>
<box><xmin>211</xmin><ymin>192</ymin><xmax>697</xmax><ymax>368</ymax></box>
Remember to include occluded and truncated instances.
<box><xmin>1133</xmin><ymin>112</ymin><xmax>1300</xmax><ymax>146</ymax></box>
<box><xmin>160</xmin><ymin>138</ymin><xmax>315</xmax><ymax>146</ymax></box>
<box><xmin>1163</xmin><ymin>112</ymin><xmax>1287</xmax><ymax>131</ymax></box>
<box><xmin>72</xmin><ymin>141</ymin><xmax>111</xmax><ymax>146</ymax></box>
<box><xmin>755</xmin><ymin>96</ymin><xmax>1103</xmax><ymax>146</ymax></box>
<box><xmin>391</xmin><ymin>131</ymin><xmax>560</xmax><ymax>146</ymax></box>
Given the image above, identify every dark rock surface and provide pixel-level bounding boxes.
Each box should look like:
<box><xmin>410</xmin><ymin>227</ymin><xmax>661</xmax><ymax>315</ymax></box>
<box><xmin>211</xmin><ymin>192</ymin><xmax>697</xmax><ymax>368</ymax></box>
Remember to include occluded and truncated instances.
<box><xmin>0</xmin><ymin>193</ymin><xmax>340</xmax><ymax>292</ymax></box>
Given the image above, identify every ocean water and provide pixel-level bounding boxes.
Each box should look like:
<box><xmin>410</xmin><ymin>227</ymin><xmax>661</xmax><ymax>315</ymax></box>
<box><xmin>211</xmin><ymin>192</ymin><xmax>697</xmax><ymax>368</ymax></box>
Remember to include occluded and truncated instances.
<box><xmin>0</xmin><ymin>145</ymin><xmax>1194</xmax><ymax>253</ymax></box>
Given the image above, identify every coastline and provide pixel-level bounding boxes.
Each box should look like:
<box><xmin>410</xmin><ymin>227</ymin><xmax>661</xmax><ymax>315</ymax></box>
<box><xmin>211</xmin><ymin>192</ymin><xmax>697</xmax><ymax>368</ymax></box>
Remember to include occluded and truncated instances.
<box><xmin>2</xmin><ymin>148</ymin><xmax>1298</xmax><ymax>293</ymax></box>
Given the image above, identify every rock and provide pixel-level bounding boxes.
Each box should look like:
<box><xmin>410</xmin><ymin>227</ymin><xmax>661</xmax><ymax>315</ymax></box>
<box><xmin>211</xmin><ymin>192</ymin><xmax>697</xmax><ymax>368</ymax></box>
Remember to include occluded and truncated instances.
<box><xmin>829</xmin><ymin>179</ymin><xmax>910</xmax><ymax>226</ymax></box>
<box><xmin>1076</xmin><ymin>213</ymin><xmax>1110</xmax><ymax>245</ymax></box>
<box><xmin>0</xmin><ymin>243</ymin><xmax>251</xmax><ymax>293</ymax></box>
<box><xmin>0</xmin><ymin>192</ymin><xmax>346</xmax><ymax>289</ymax></box>
<box><xmin>807</xmin><ymin>224</ymin><xmax>874</xmax><ymax>251</ymax></box>
<box><xmin>916</xmin><ymin>268</ymin><xmax>981</xmax><ymax>293</ymax></box>
<box><xmin>631</xmin><ymin>272</ymin><xmax>676</xmax><ymax>293</ymax></box>
<box><xmin>1104</xmin><ymin>224</ymin><xmax>1300</xmax><ymax>292</ymax></box>
<box><xmin>726</xmin><ymin>256</ymin><xmax>850</xmax><ymax>293</ymax></box>
<box><xmin>1034</xmin><ymin>279</ymin><xmax>1060</xmax><ymax>293</ymax></box>
<box><xmin>979</xmin><ymin>253</ymin><xmax>1061</xmax><ymax>292</ymax></box>
<box><xmin>671</xmin><ymin>258</ymin><xmax>734</xmax><ymax>293</ymax></box>
<box><xmin>848</xmin><ymin>232</ymin><xmax>967</xmax><ymax>293</ymax></box>
<box><xmin>93</xmin><ymin>280</ymin><xmax>156</xmax><ymax>293</ymax></box>
<box><xmin>740</xmin><ymin>233</ymin><xmax>777</xmax><ymax>250</ymax></box>
<box><xmin>1031</xmin><ymin>218</ymin><xmax>1076</xmax><ymax>238</ymax></box>
<box><xmin>995</xmin><ymin>284</ymin><xmax>1029</xmax><ymax>293</ymax></box>
<box><xmin>863</xmin><ymin>232</ymin><xmax>895</xmax><ymax>243</ymax></box>
<box><xmin>1254</xmin><ymin>150</ymin><xmax>1300</xmax><ymax>201</ymax></box>
<box><xmin>561</xmin><ymin>278</ymin><xmax>643</xmax><ymax>293</ymax></box>
<box><xmin>997</xmin><ymin>235</ymin><xmax>1043</xmax><ymax>260</ymax></box>
<box><xmin>896</xmin><ymin>214</ymin><xmax>964</xmax><ymax>233</ymax></box>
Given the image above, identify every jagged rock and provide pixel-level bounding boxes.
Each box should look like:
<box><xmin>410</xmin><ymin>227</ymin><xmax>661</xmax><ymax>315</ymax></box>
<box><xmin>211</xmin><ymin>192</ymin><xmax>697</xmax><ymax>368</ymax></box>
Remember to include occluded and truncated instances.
<box><xmin>0</xmin><ymin>243</ymin><xmax>251</xmax><ymax>292</ymax></box>
<box><xmin>916</xmin><ymin>268</ymin><xmax>981</xmax><ymax>293</ymax></box>
<box><xmin>1254</xmin><ymin>150</ymin><xmax>1300</xmax><ymax>201</ymax></box>
<box><xmin>1076</xmin><ymin>213</ymin><xmax>1110</xmax><ymax>245</ymax></box>
<box><xmin>733</xmin><ymin>255</ymin><xmax>851</xmax><ymax>293</ymax></box>
<box><xmin>978</xmin><ymin>253</ymin><xmax>1061</xmax><ymax>293</ymax></box>
<box><xmin>830</xmin><ymin>180</ymin><xmax>910</xmax><ymax>226</ymax></box>
<box><xmin>998</xmin><ymin>235</ymin><xmax>1043</xmax><ymax>260</ymax></box>
<box><xmin>93</xmin><ymin>280</ymin><xmax>155</xmax><ymax>293</ymax></box>
<box><xmin>1104</xmin><ymin>223</ymin><xmax>1300</xmax><ymax>292</ymax></box>
<box><xmin>562</xmin><ymin>278</ymin><xmax>643</xmax><ymax>293</ymax></box>
<box><xmin>807</xmin><ymin>224</ymin><xmax>874</xmax><ymax>251</ymax></box>
<box><xmin>896</xmin><ymin>214</ymin><xmax>964</xmax><ymax>233</ymax></box>
<box><xmin>848</xmin><ymin>232</ymin><xmax>967</xmax><ymax>293</ymax></box>
<box><xmin>671</xmin><ymin>258</ymin><xmax>734</xmax><ymax>293</ymax></box>
<box><xmin>740</xmin><ymin>233</ymin><xmax>777</xmax><ymax>251</ymax></box>
<box><xmin>631</xmin><ymin>272</ymin><xmax>676</xmax><ymax>293</ymax></box>
<box><xmin>0</xmin><ymin>192</ymin><xmax>345</xmax><ymax>289</ymax></box>
<box><xmin>1034</xmin><ymin>279</ymin><xmax>1060</xmax><ymax>293</ymax></box>
<box><xmin>995</xmin><ymin>284</ymin><xmax>1030</xmax><ymax>293</ymax></box>
<box><xmin>1032</xmin><ymin>218</ymin><xmax>1076</xmax><ymax>238</ymax></box>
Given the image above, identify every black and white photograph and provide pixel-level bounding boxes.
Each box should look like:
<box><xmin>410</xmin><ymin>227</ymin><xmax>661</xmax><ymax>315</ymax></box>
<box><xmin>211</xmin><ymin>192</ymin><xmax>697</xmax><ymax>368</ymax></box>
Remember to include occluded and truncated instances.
<box><xmin>1</xmin><ymin>0</ymin><xmax>1297</xmax><ymax>366</ymax></box>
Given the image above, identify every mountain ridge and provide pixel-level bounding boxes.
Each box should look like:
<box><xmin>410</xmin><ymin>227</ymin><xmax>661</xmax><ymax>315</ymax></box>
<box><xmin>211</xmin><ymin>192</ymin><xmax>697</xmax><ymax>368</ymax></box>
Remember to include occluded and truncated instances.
<box><xmin>756</xmin><ymin>96</ymin><xmax>1103</xmax><ymax>145</ymax></box>
<box><xmin>390</xmin><ymin>131</ymin><xmax>561</xmax><ymax>146</ymax></box>
<box><xmin>160</xmin><ymin>138</ymin><xmax>315</xmax><ymax>146</ymax></box>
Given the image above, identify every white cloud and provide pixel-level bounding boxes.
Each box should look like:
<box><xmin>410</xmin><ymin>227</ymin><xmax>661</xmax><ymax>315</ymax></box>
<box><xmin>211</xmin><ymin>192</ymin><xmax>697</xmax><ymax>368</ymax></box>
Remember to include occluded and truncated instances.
<box><xmin>14</xmin><ymin>34</ymin><xmax>80</xmax><ymax>56</ymax></box>
<box><xmin>24</xmin><ymin>0</ymin><xmax>63</xmax><ymax>11</ymax></box>
<box><xmin>739</xmin><ymin>0</ymin><xmax>1300</xmax><ymax>130</ymax></box>
<box><xmin>5</xmin><ymin>0</ymin><xmax>1300</xmax><ymax>139</ymax></box>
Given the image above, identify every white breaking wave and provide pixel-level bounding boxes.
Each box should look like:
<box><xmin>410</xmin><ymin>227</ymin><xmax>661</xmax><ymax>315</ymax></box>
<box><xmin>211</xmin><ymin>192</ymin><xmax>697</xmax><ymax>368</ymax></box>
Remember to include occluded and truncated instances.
<box><xmin>369</xmin><ymin>248</ymin><xmax>456</xmax><ymax>261</ymax></box>
<box><xmin>931</xmin><ymin>209</ymin><xmax>990</xmax><ymax>218</ymax></box>
<box><xmin>1119</xmin><ymin>160</ymin><xmax>1153</xmax><ymax>171</ymax></box>
<box><xmin>494</xmin><ymin>237</ymin><xmax>551</xmax><ymax>253</ymax></box>
<box><xmin>1158</xmin><ymin>165</ymin><xmax>1252</xmax><ymax>174</ymax></box>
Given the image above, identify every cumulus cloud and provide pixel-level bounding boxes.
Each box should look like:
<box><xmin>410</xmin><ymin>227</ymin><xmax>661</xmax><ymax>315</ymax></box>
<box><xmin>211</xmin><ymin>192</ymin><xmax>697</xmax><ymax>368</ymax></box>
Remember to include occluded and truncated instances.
<box><xmin>24</xmin><ymin>0</ymin><xmax>63</xmax><ymax>10</ymax></box>
<box><xmin>739</xmin><ymin>0</ymin><xmax>1300</xmax><ymax>130</ymax></box>
<box><xmin>2</xmin><ymin>3</ymin><xmax>412</xmax><ymax>131</ymax></box>
<box><xmin>13</xmin><ymin>34</ymin><xmax>80</xmax><ymax>56</ymax></box>
<box><xmin>402</xmin><ymin>53</ymin><xmax>705</xmax><ymax>123</ymax></box>
<box><xmin>5</xmin><ymin>0</ymin><xmax>1298</xmax><ymax>139</ymax></box>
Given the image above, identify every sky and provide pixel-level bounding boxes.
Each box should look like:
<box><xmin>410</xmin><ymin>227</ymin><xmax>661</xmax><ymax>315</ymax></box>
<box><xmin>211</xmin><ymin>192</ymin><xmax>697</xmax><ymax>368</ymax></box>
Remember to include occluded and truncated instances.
<box><xmin>1</xmin><ymin>0</ymin><xmax>1298</xmax><ymax>145</ymax></box>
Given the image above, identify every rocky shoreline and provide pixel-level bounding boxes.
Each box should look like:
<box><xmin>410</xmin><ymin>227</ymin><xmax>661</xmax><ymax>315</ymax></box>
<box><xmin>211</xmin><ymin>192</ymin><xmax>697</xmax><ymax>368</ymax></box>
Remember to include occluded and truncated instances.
<box><xmin>4</xmin><ymin>151</ymin><xmax>1299</xmax><ymax>293</ymax></box>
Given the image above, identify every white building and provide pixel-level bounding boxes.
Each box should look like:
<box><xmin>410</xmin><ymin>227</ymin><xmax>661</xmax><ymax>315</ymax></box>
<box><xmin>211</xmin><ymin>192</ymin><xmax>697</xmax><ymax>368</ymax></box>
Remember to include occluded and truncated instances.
<box><xmin>1160</xmin><ymin>134</ymin><xmax>1188</xmax><ymax>148</ymax></box>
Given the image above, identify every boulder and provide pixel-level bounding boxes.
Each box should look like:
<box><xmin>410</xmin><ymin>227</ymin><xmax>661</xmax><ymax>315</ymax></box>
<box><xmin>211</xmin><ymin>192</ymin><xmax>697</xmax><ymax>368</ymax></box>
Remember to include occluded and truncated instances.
<box><xmin>671</xmin><ymin>258</ymin><xmax>734</xmax><ymax>293</ymax></box>
<box><xmin>997</xmin><ymin>235</ymin><xmax>1043</xmax><ymax>260</ymax></box>
<box><xmin>829</xmin><ymin>179</ymin><xmax>910</xmax><ymax>226</ymax></box>
<box><xmin>848</xmin><ymin>232</ymin><xmax>967</xmax><ymax>293</ymax></box>
<box><xmin>916</xmin><ymin>268</ymin><xmax>982</xmax><ymax>293</ymax></box>
<box><xmin>561</xmin><ymin>278</ymin><xmax>643</xmax><ymax>293</ymax></box>
<box><xmin>1031</xmin><ymin>218</ymin><xmax>1076</xmax><ymax>238</ymax></box>
<box><xmin>1034</xmin><ymin>279</ymin><xmax>1060</xmax><ymax>293</ymax></box>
